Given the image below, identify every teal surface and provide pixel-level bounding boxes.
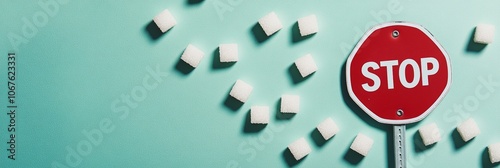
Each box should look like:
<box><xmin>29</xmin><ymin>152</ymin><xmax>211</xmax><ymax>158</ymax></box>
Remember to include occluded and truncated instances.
<box><xmin>1</xmin><ymin>0</ymin><xmax>500</xmax><ymax>167</ymax></box>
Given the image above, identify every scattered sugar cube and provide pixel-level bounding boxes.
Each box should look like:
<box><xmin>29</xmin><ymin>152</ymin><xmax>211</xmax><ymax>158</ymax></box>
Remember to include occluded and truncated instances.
<box><xmin>280</xmin><ymin>95</ymin><xmax>300</xmax><ymax>113</ymax></box>
<box><xmin>181</xmin><ymin>44</ymin><xmax>205</xmax><ymax>68</ymax></box>
<box><xmin>153</xmin><ymin>9</ymin><xmax>177</xmax><ymax>33</ymax></box>
<box><xmin>219</xmin><ymin>44</ymin><xmax>238</xmax><ymax>62</ymax></box>
<box><xmin>229</xmin><ymin>80</ymin><xmax>253</xmax><ymax>103</ymax></box>
<box><xmin>258</xmin><ymin>12</ymin><xmax>283</xmax><ymax>36</ymax></box>
<box><xmin>288</xmin><ymin>137</ymin><xmax>311</xmax><ymax>161</ymax></box>
<box><xmin>317</xmin><ymin>118</ymin><xmax>339</xmax><ymax>140</ymax></box>
<box><xmin>298</xmin><ymin>15</ymin><xmax>318</xmax><ymax>36</ymax></box>
<box><xmin>489</xmin><ymin>142</ymin><xmax>500</xmax><ymax>164</ymax></box>
<box><xmin>419</xmin><ymin>123</ymin><xmax>441</xmax><ymax>146</ymax></box>
<box><xmin>350</xmin><ymin>133</ymin><xmax>374</xmax><ymax>156</ymax></box>
<box><xmin>250</xmin><ymin>106</ymin><xmax>269</xmax><ymax>124</ymax></box>
<box><xmin>474</xmin><ymin>24</ymin><xmax>495</xmax><ymax>44</ymax></box>
<box><xmin>295</xmin><ymin>54</ymin><xmax>318</xmax><ymax>77</ymax></box>
<box><xmin>456</xmin><ymin>118</ymin><xmax>480</xmax><ymax>142</ymax></box>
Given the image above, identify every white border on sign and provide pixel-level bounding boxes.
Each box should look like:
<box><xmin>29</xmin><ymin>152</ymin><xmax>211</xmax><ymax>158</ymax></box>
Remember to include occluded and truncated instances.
<box><xmin>345</xmin><ymin>22</ymin><xmax>452</xmax><ymax>125</ymax></box>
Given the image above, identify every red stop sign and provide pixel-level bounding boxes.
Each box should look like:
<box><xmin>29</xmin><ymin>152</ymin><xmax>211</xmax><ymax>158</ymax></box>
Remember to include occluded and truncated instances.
<box><xmin>346</xmin><ymin>22</ymin><xmax>451</xmax><ymax>125</ymax></box>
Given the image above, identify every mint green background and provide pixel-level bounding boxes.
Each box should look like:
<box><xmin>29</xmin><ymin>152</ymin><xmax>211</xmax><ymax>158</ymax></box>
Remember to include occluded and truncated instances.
<box><xmin>1</xmin><ymin>0</ymin><xmax>500</xmax><ymax>167</ymax></box>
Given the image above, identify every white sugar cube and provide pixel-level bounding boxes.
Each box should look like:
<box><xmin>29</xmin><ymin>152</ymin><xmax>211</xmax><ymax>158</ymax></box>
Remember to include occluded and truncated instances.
<box><xmin>258</xmin><ymin>12</ymin><xmax>283</xmax><ymax>36</ymax></box>
<box><xmin>250</xmin><ymin>106</ymin><xmax>269</xmax><ymax>124</ymax></box>
<box><xmin>219</xmin><ymin>44</ymin><xmax>238</xmax><ymax>62</ymax></box>
<box><xmin>474</xmin><ymin>24</ymin><xmax>495</xmax><ymax>44</ymax></box>
<box><xmin>456</xmin><ymin>118</ymin><xmax>480</xmax><ymax>142</ymax></box>
<box><xmin>288</xmin><ymin>137</ymin><xmax>311</xmax><ymax>161</ymax></box>
<box><xmin>181</xmin><ymin>44</ymin><xmax>205</xmax><ymax>68</ymax></box>
<box><xmin>317</xmin><ymin>118</ymin><xmax>339</xmax><ymax>140</ymax></box>
<box><xmin>298</xmin><ymin>15</ymin><xmax>318</xmax><ymax>36</ymax></box>
<box><xmin>295</xmin><ymin>54</ymin><xmax>318</xmax><ymax>77</ymax></box>
<box><xmin>350</xmin><ymin>133</ymin><xmax>374</xmax><ymax>156</ymax></box>
<box><xmin>280</xmin><ymin>95</ymin><xmax>300</xmax><ymax>113</ymax></box>
<box><xmin>153</xmin><ymin>9</ymin><xmax>177</xmax><ymax>33</ymax></box>
<box><xmin>489</xmin><ymin>142</ymin><xmax>500</xmax><ymax>164</ymax></box>
<box><xmin>229</xmin><ymin>80</ymin><xmax>253</xmax><ymax>103</ymax></box>
<box><xmin>419</xmin><ymin>123</ymin><xmax>441</xmax><ymax>146</ymax></box>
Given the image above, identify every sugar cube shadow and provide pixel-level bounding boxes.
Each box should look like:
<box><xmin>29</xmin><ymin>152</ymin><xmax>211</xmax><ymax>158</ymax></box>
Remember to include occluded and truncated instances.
<box><xmin>186</xmin><ymin>0</ymin><xmax>204</xmax><ymax>5</ymax></box>
<box><xmin>174</xmin><ymin>52</ymin><xmax>195</xmax><ymax>75</ymax></box>
<box><xmin>343</xmin><ymin>147</ymin><xmax>364</xmax><ymax>165</ymax></box>
<box><xmin>145</xmin><ymin>20</ymin><xmax>169</xmax><ymax>41</ymax></box>
<box><xmin>282</xmin><ymin>148</ymin><xmax>305</xmax><ymax>167</ymax></box>
<box><xmin>310</xmin><ymin>128</ymin><xmax>329</xmax><ymax>147</ymax></box>
<box><xmin>223</xmin><ymin>96</ymin><xmax>243</xmax><ymax>112</ymax></box>
<box><xmin>451</xmin><ymin>128</ymin><xmax>473</xmax><ymax>150</ymax></box>
<box><xmin>212</xmin><ymin>48</ymin><xmax>236</xmax><ymax>70</ymax></box>
<box><xmin>288</xmin><ymin>64</ymin><xmax>313</xmax><ymax>85</ymax></box>
<box><xmin>222</xmin><ymin>88</ymin><xmax>243</xmax><ymax>112</ymax></box>
<box><xmin>482</xmin><ymin>147</ymin><xmax>500</xmax><ymax>168</ymax></box>
<box><xmin>275</xmin><ymin>98</ymin><xmax>296</xmax><ymax>120</ymax></box>
<box><xmin>242</xmin><ymin>110</ymin><xmax>266</xmax><ymax>133</ymax></box>
<box><xmin>466</xmin><ymin>27</ymin><xmax>487</xmax><ymax>53</ymax></box>
<box><xmin>291</xmin><ymin>22</ymin><xmax>315</xmax><ymax>44</ymax></box>
<box><xmin>413</xmin><ymin>131</ymin><xmax>436</xmax><ymax>153</ymax></box>
<box><xmin>250</xmin><ymin>23</ymin><xmax>275</xmax><ymax>44</ymax></box>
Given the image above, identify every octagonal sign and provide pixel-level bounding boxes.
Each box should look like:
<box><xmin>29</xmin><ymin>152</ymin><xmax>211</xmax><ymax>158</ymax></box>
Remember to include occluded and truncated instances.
<box><xmin>346</xmin><ymin>22</ymin><xmax>451</xmax><ymax>125</ymax></box>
